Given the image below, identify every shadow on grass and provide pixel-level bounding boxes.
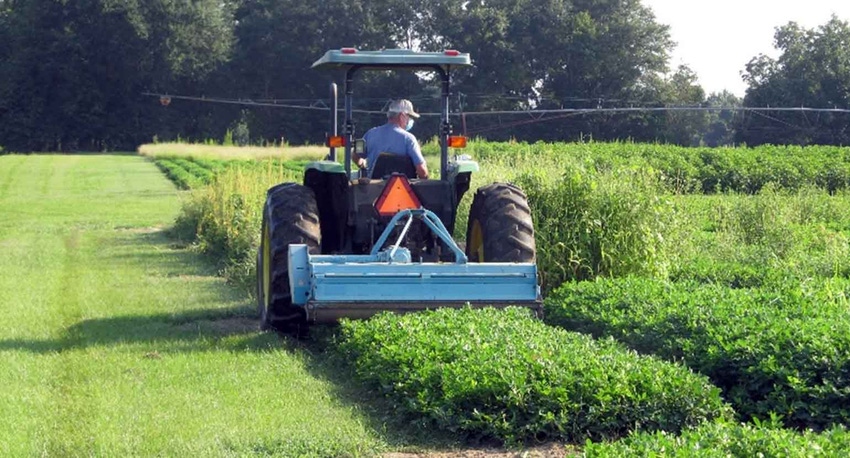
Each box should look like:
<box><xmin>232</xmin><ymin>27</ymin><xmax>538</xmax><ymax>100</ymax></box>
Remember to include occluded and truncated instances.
<box><xmin>0</xmin><ymin>305</ymin><xmax>271</xmax><ymax>354</ymax></box>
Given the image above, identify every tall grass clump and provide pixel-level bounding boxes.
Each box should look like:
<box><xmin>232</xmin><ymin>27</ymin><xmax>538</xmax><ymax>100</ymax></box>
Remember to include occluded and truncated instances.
<box><xmin>447</xmin><ymin>143</ymin><xmax>672</xmax><ymax>291</ymax></box>
<box><xmin>514</xmin><ymin>162</ymin><xmax>671</xmax><ymax>291</ymax></box>
<box><xmin>451</xmin><ymin>142</ymin><xmax>575</xmax><ymax>245</ymax></box>
<box><xmin>138</xmin><ymin>142</ymin><xmax>327</xmax><ymax>161</ymax></box>
<box><xmin>173</xmin><ymin>161</ymin><xmax>302</xmax><ymax>289</ymax></box>
<box><xmin>334</xmin><ymin>307</ymin><xmax>731</xmax><ymax>446</ymax></box>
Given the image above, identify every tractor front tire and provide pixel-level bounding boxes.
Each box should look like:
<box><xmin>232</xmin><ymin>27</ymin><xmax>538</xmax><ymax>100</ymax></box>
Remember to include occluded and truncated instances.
<box><xmin>257</xmin><ymin>183</ymin><xmax>321</xmax><ymax>333</ymax></box>
<box><xmin>465</xmin><ymin>183</ymin><xmax>536</xmax><ymax>263</ymax></box>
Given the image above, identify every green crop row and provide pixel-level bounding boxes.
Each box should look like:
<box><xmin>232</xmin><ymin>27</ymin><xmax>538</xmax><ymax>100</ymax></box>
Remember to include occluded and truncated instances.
<box><xmin>584</xmin><ymin>421</ymin><xmax>850</xmax><ymax>457</ymax></box>
<box><xmin>153</xmin><ymin>159</ymin><xmax>205</xmax><ymax>190</ymax></box>
<box><xmin>154</xmin><ymin>155</ymin><xmax>310</xmax><ymax>191</ymax></box>
<box><xmin>433</xmin><ymin>140</ymin><xmax>850</xmax><ymax>194</ymax></box>
<box><xmin>188</xmin><ymin>157</ymin><xmax>229</xmax><ymax>174</ymax></box>
<box><xmin>154</xmin><ymin>156</ymin><xmax>233</xmax><ymax>189</ymax></box>
<box><xmin>545</xmin><ymin>277</ymin><xmax>850</xmax><ymax>430</ymax></box>
<box><xmin>171</xmin><ymin>158</ymin><xmax>215</xmax><ymax>183</ymax></box>
<box><xmin>332</xmin><ymin>307</ymin><xmax>731</xmax><ymax>445</ymax></box>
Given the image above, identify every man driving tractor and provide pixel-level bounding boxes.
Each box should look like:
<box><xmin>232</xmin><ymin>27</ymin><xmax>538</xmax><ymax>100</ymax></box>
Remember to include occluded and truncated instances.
<box><xmin>354</xmin><ymin>99</ymin><xmax>429</xmax><ymax>179</ymax></box>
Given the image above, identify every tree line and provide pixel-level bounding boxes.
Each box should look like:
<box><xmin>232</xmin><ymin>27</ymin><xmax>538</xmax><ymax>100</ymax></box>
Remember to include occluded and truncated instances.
<box><xmin>0</xmin><ymin>0</ymin><xmax>848</xmax><ymax>152</ymax></box>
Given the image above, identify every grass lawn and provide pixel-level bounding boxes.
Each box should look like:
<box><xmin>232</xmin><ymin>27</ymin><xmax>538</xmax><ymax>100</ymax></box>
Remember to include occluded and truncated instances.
<box><xmin>0</xmin><ymin>154</ymin><xmax>383</xmax><ymax>456</ymax></box>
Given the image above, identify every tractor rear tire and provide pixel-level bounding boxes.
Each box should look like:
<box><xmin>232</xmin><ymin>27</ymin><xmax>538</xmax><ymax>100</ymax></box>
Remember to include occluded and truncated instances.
<box><xmin>257</xmin><ymin>183</ymin><xmax>321</xmax><ymax>333</ymax></box>
<box><xmin>465</xmin><ymin>183</ymin><xmax>536</xmax><ymax>263</ymax></box>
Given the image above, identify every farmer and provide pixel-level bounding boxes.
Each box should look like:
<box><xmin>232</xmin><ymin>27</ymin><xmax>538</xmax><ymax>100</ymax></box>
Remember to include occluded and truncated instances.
<box><xmin>355</xmin><ymin>99</ymin><xmax>429</xmax><ymax>179</ymax></box>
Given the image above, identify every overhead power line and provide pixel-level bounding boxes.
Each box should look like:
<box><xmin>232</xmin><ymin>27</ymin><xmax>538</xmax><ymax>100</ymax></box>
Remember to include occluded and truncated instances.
<box><xmin>143</xmin><ymin>93</ymin><xmax>336</xmax><ymax>111</ymax></box>
<box><xmin>144</xmin><ymin>91</ymin><xmax>850</xmax><ymax>117</ymax></box>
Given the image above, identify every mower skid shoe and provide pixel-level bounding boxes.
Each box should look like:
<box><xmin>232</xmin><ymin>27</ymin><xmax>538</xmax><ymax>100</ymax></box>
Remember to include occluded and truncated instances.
<box><xmin>307</xmin><ymin>300</ymin><xmax>543</xmax><ymax>323</ymax></box>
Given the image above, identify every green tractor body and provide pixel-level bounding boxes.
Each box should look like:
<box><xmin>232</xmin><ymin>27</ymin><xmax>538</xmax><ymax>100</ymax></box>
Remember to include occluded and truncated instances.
<box><xmin>257</xmin><ymin>49</ymin><xmax>539</xmax><ymax>331</ymax></box>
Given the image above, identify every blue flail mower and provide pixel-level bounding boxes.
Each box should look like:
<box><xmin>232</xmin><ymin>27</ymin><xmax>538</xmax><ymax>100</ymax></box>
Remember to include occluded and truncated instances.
<box><xmin>287</xmin><ymin>209</ymin><xmax>541</xmax><ymax>322</ymax></box>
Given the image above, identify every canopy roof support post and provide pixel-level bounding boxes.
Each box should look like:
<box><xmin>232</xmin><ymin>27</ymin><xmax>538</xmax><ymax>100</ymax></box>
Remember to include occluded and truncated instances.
<box><xmin>343</xmin><ymin>67</ymin><xmax>358</xmax><ymax>177</ymax></box>
<box><xmin>440</xmin><ymin>67</ymin><xmax>451</xmax><ymax>181</ymax></box>
<box><xmin>327</xmin><ymin>82</ymin><xmax>338</xmax><ymax>162</ymax></box>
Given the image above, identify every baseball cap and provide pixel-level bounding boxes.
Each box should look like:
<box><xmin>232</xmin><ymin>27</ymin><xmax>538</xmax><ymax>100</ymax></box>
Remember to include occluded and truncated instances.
<box><xmin>387</xmin><ymin>99</ymin><xmax>420</xmax><ymax>118</ymax></box>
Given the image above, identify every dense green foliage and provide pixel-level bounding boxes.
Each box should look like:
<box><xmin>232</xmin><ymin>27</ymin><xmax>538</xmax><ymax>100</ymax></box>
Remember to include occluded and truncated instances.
<box><xmin>0</xmin><ymin>0</ymin><xmax>235</xmax><ymax>151</ymax></box>
<box><xmin>546</xmin><ymin>278</ymin><xmax>850</xmax><ymax>430</ymax></box>
<box><xmin>741</xmin><ymin>16</ymin><xmax>850</xmax><ymax>146</ymax></box>
<box><xmin>585</xmin><ymin>421</ymin><xmax>850</xmax><ymax>457</ymax></box>
<box><xmin>3</xmin><ymin>3</ymin><xmax>849</xmax><ymax>151</ymax></box>
<box><xmin>450</xmin><ymin>141</ymin><xmax>850</xmax><ymax>290</ymax></box>
<box><xmin>334</xmin><ymin>307</ymin><xmax>731</xmax><ymax>445</ymax></box>
<box><xmin>458</xmin><ymin>141</ymin><xmax>850</xmax><ymax>194</ymax></box>
<box><xmin>14</xmin><ymin>0</ymin><xmax>848</xmax><ymax>152</ymax></box>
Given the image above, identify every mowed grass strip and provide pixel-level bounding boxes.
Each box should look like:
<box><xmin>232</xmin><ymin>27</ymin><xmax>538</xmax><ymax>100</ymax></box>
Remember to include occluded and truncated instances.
<box><xmin>0</xmin><ymin>155</ymin><xmax>380</xmax><ymax>456</ymax></box>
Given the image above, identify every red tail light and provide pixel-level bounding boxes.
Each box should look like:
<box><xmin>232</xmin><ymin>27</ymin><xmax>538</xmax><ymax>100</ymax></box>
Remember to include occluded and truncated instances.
<box><xmin>326</xmin><ymin>135</ymin><xmax>345</xmax><ymax>148</ymax></box>
<box><xmin>448</xmin><ymin>136</ymin><xmax>467</xmax><ymax>148</ymax></box>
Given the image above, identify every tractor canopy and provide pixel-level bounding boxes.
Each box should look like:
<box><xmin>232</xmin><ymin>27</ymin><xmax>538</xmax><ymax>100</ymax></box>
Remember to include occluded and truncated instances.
<box><xmin>311</xmin><ymin>48</ymin><xmax>472</xmax><ymax>71</ymax></box>
<box><xmin>310</xmin><ymin>48</ymin><xmax>474</xmax><ymax>181</ymax></box>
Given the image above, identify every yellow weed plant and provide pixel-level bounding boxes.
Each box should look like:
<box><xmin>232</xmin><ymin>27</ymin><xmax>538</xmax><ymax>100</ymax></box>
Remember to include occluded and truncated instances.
<box><xmin>138</xmin><ymin>142</ymin><xmax>327</xmax><ymax>161</ymax></box>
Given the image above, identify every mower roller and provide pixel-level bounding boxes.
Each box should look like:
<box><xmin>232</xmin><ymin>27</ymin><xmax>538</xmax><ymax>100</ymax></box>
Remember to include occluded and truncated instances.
<box><xmin>257</xmin><ymin>48</ymin><xmax>540</xmax><ymax>332</ymax></box>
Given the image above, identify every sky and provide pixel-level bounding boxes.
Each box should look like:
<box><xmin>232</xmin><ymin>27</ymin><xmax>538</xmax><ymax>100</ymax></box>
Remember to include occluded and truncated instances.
<box><xmin>642</xmin><ymin>0</ymin><xmax>850</xmax><ymax>97</ymax></box>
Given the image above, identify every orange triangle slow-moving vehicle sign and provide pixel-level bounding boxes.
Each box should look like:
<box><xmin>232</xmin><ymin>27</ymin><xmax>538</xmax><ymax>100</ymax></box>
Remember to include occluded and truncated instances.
<box><xmin>374</xmin><ymin>174</ymin><xmax>421</xmax><ymax>217</ymax></box>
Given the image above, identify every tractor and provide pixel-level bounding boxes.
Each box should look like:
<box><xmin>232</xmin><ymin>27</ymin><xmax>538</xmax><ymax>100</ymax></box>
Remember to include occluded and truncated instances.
<box><xmin>257</xmin><ymin>48</ymin><xmax>539</xmax><ymax>332</ymax></box>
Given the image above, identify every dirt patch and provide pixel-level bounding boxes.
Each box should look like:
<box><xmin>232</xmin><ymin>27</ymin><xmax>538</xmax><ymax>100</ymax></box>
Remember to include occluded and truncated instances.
<box><xmin>114</xmin><ymin>225</ymin><xmax>165</xmax><ymax>234</ymax></box>
<box><xmin>171</xmin><ymin>274</ymin><xmax>218</xmax><ymax>283</ymax></box>
<box><xmin>384</xmin><ymin>443</ymin><xmax>574</xmax><ymax>458</ymax></box>
<box><xmin>64</xmin><ymin>230</ymin><xmax>80</xmax><ymax>250</ymax></box>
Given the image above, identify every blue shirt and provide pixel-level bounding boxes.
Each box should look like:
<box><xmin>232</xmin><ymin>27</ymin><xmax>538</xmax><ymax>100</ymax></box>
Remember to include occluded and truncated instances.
<box><xmin>362</xmin><ymin>123</ymin><xmax>425</xmax><ymax>178</ymax></box>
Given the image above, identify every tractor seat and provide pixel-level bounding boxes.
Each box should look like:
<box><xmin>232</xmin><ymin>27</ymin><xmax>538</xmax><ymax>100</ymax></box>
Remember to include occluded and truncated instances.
<box><xmin>371</xmin><ymin>153</ymin><xmax>417</xmax><ymax>179</ymax></box>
